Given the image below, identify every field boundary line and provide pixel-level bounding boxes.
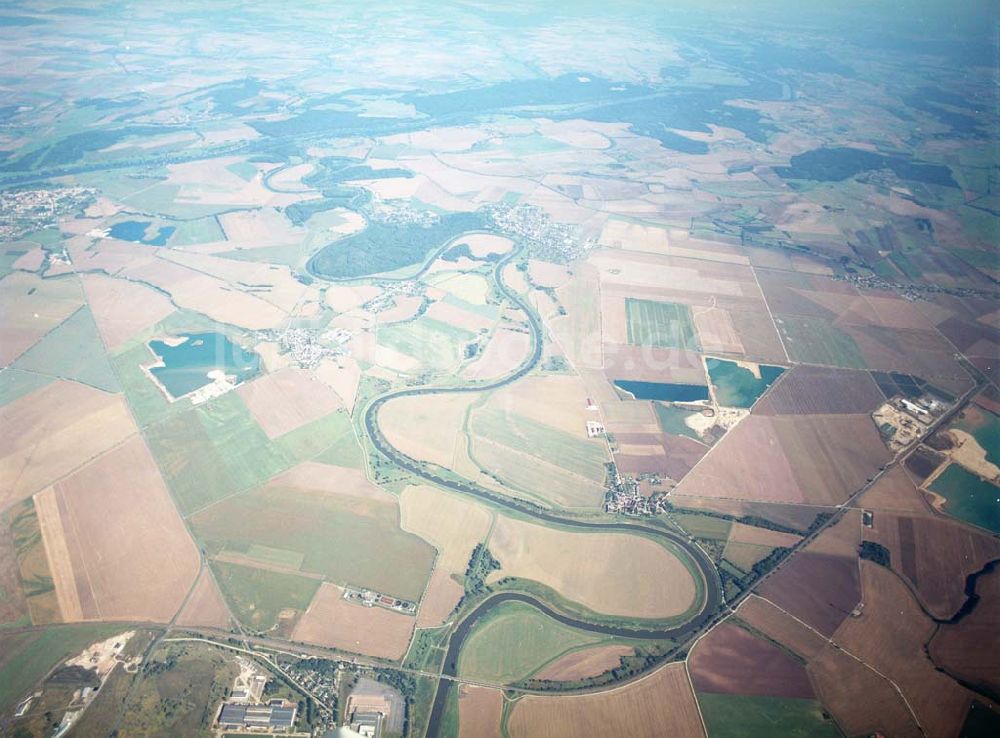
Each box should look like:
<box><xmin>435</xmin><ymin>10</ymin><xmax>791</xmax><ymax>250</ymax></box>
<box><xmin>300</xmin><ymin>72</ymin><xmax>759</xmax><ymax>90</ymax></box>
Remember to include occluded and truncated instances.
<box><xmin>753</xmin><ymin>594</ymin><xmax>926</xmax><ymax>736</ymax></box>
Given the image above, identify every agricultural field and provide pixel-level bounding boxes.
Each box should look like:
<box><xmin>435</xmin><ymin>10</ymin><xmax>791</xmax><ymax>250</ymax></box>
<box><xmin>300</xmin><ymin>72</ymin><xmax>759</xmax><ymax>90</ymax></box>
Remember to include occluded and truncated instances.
<box><xmin>1</xmin><ymin>2</ymin><xmax>997</xmax><ymax>733</ymax></box>
<box><xmin>507</xmin><ymin>662</ymin><xmax>705</xmax><ymax>738</ymax></box>
<box><xmin>190</xmin><ymin>463</ymin><xmax>435</xmax><ymax>601</ymax></box>
<box><xmin>457</xmin><ymin>601</ymin><xmax>609</xmax><ymax>683</ymax></box>
<box><xmin>625</xmin><ymin>298</ymin><xmax>700</xmax><ymax>351</ymax></box>
<box><xmin>486</xmin><ymin>516</ymin><xmax>698</xmax><ymax>620</ymax></box>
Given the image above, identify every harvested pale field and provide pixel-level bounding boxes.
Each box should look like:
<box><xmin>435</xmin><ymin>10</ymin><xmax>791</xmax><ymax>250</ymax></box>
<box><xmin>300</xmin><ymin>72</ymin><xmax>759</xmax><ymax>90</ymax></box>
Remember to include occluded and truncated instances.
<box><xmin>0</xmin><ymin>380</ymin><xmax>136</xmax><ymax>509</ymax></box>
<box><xmin>502</xmin><ymin>261</ymin><xmax>530</xmax><ymax>294</ymax></box>
<box><xmin>689</xmin><ymin>621</ymin><xmax>813</xmax><ymax>699</ymax></box>
<box><xmin>808</xmin><ymin>642</ymin><xmax>922</xmax><ymax>738</ymax></box>
<box><xmin>461</xmin><ymin>328</ymin><xmax>531</xmax><ymax>381</ymax></box>
<box><xmin>528</xmin><ymin>260</ymin><xmax>572</xmax><ymax>288</ymax></box>
<box><xmin>156</xmin><ymin>249</ymin><xmax>313</xmax><ymax>314</ymax></box>
<box><xmin>373</xmin><ymin>343</ymin><xmax>422</xmax><ymax>373</ymax></box>
<box><xmin>599</xmin><ymin>219</ymin><xmax>670</xmax><ymax>254</ymax></box>
<box><xmin>267</xmin><ymin>461</ymin><xmax>377</xmax><ymax>500</ymax></box>
<box><xmin>37</xmin><ymin>436</ymin><xmax>199</xmax><ymax>622</ymax></box>
<box><xmin>534</xmin><ymin>644</ymin><xmax>633</xmax><ymax>681</ymax></box>
<box><xmin>832</xmin><ymin>562</ymin><xmax>972</xmax><ymax>738</ymax></box>
<box><xmin>487</xmin><ymin>516</ymin><xmax>696</xmax><ymax>619</ymax></box>
<box><xmin>548</xmin><ymin>262</ymin><xmax>602</xmax><ymax>369</ymax></box>
<box><xmin>692</xmin><ymin>306</ymin><xmax>744</xmax><ymax>355</ymax></box>
<box><xmin>326</xmin><ymin>284</ymin><xmax>382</xmax><ymax>313</ymax></box>
<box><xmin>315</xmin><ymin>357</ymin><xmax>361</xmax><ymax>410</ymax></box>
<box><xmin>175</xmin><ymin>568</ymin><xmax>232</xmax><ymax>630</ymax></box>
<box><xmin>757</xmin><ymin>552</ymin><xmax>860</xmax><ymax>637</ymax></box>
<box><xmin>415</xmin><ymin>568</ymin><xmax>464</xmax><ymax>627</ymax></box>
<box><xmin>400</xmin><ymin>485</ymin><xmax>492</xmax><ymax>574</ymax></box>
<box><xmin>484</xmin><ymin>373</ymin><xmax>596</xmax><ymax>438</ymax></box>
<box><xmin>726</xmin><ymin>522</ymin><xmax>801</xmax><ymax>549</ymax></box>
<box><xmin>381</xmin><ymin>393</ymin><xmax>476</xmax><ymax>469</ymax></box>
<box><xmin>428</xmin><ymin>272</ymin><xmax>492</xmax><ymax>305</ymax></box>
<box><xmin>863</xmin><ymin>513</ymin><xmax>1000</xmax><ymax>619</ymax></box>
<box><xmin>376</xmin><ymin>295</ymin><xmax>424</xmax><ymax>324</ymax></box>
<box><xmin>292</xmin><ymin>583</ymin><xmax>414</xmax><ymax>660</ymax></box>
<box><xmin>929</xmin><ymin>566</ymin><xmax>1000</xmax><ymax>696</ymax></box>
<box><xmin>673</xmin><ymin>416</ymin><xmax>801</xmax><ymax>503</ymax></box>
<box><xmin>266</xmin><ymin>162</ymin><xmax>315</xmax><ymax>192</ymax></box>
<box><xmin>236</xmin><ymin>368</ymin><xmax>343</xmax><ymax>439</ymax></box>
<box><xmin>79</xmin><ymin>274</ymin><xmax>175</xmax><ymax>351</ymax></box>
<box><xmin>424</xmin><ymin>300</ymin><xmax>494</xmax><ymax>332</ymax></box>
<box><xmin>0</xmin><ymin>272</ymin><xmax>84</xmax><ymax>366</ymax></box>
<box><xmin>735</xmin><ymin>595</ymin><xmax>827</xmax><ymax>660</ymax></box>
<box><xmin>122</xmin><ymin>258</ymin><xmax>287</xmax><ymax>329</ymax></box>
<box><xmin>590</xmin><ymin>249</ymin><xmax>752</xmax><ymax>296</ymax></box>
<box><xmin>508</xmin><ymin>662</ymin><xmax>705</xmax><ymax>738</ymax></box>
<box><xmin>753</xmin><ymin>365</ymin><xmax>885</xmax><ymax>415</ymax></box>
<box><xmin>165</xmin><ymin>157</ymin><xmax>306</xmax><ymax>208</ymax></box>
<box><xmin>12</xmin><ymin>246</ymin><xmax>44</xmax><ymax>272</ymax></box>
<box><xmin>600</xmin><ymin>399</ymin><xmax>661</xmax><ymax>434</ymax></box>
<box><xmin>858</xmin><ymin>466</ymin><xmax>931</xmax><ymax>514</ymax></box>
<box><xmin>458</xmin><ymin>685</ymin><xmax>503</xmax><ymax>738</ymax></box>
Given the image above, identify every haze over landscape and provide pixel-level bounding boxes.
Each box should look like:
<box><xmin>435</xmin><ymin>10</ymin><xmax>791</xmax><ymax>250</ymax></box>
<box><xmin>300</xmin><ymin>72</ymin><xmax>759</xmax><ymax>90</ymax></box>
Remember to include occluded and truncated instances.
<box><xmin>0</xmin><ymin>2</ymin><xmax>998</xmax><ymax>737</ymax></box>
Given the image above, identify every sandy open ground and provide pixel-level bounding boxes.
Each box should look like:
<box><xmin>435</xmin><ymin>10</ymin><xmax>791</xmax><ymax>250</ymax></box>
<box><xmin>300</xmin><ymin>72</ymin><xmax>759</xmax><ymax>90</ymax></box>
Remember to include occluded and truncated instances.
<box><xmin>36</xmin><ymin>435</ymin><xmax>199</xmax><ymax>622</ymax></box>
<box><xmin>381</xmin><ymin>393</ymin><xmax>476</xmax><ymax>469</ymax></box>
<box><xmin>175</xmin><ymin>567</ymin><xmax>232</xmax><ymax>629</ymax></box>
<box><xmin>534</xmin><ymin>644</ymin><xmax>633</xmax><ymax>681</ymax></box>
<box><xmin>508</xmin><ymin>662</ymin><xmax>705</xmax><ymax>738</ymax></box>
<box><xmin>292</xmin><ymin>583</ymin><xmax>414</xmax><ymax>660</ymax></box>
<box><xmin>315</xmin><ymin>357</ymin><xmax>362</xmax><ymax>410</ymax></box>
<box><xmin>487</xmin><ymin>516</ymin><xmax>696</xmax><ymax>619</ymax></box>
<box><xmin>0</xmin><ymin>380</ymin><xmax>136</xmax><ymax>510</ymax></box>
<box><xmin>400</xmin><ymin>485</ymin><xmax>492</xmax><ymax>574</ymax></box>
<box><xmin>483</xmin><ymin>373</ymin><xmax>596</xmax><ymax>437</ymax></box>
<box><xmin>237</xmin><ymin>368</ymin><xmax>343</xmax><ymax>438</ymax></box>
<box><xmin>461</xmin><ymin>328</ymin><xmax>531</xmax><ymax>381</ymax></box>
<box><xmin>458</xmin><ymin>685</ymin><xmax>503</xmax><ymax>738</ymax></box>
<box><xmin>80</xmin><ymin>274</ymin><xmax>175</xmax><ymax>350</ymax></box>
<box><xmin>0</xmin><ymin>272</ymin><xmax>85</xmax><ymax>366</ymax></box>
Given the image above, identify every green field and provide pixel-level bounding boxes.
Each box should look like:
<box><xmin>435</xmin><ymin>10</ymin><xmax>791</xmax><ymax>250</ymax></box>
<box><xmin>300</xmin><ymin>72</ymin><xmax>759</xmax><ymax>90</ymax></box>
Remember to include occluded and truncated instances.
<box><xmin>697</xmin><ymin>693</ymin><xmax>843</xmax><ymax>738</ymax></box>
<box><xmin>723</xmin><ymin>541</ymin><xmax>777</xmax><ymax>572</ymax></box>
<box><xmin>145</xmin><ymin>393</ymin><xmax>357</xmax><ymax>516</ymax></box>
<box><xmin>470</xmin><ymin>406</ymin><xmax>608</xmax><ymax>482</ymax></box>
<box><xmin>653</xmin><ymin>402</ymin><xmax>703</xmax><ymax>441</ymax></box>
<box><xmin>190</xmin><ymin>471</ymin><xmax>435</xmax><ymax>600</ymax></box>
<box><xmin>211</xmin><ymin>561</ymin><xmax>320</xmax><ymax>632</ymax></box>
<box><xmin>0</xmin><ymin>624</ymin><xmax>127</xmax><ymax>712</ymax></box>
<box><xmin>457</xmin><ymin>601</ymin><xmax>606</xmax><ymax>684</ymax></box>
<box><xmin>0</xmin><ymin>368</ymin><xmax>52</xmax><ymax>408</ymax></box>
<box><xmin>625</xmin><ymin>298</ymin><xmax>700</xmax><ymax>351</ymax></box>
<box><xmin>706</xmin><ymin>358</ymin><xmax>785</xmax><ymax>408</ymax></box>
<box><xmin>776</xmin><ymin>316</ymin><xmax>867</xmax><ymax>369</ymax></box>
<box><xmin>672</xmin><ymin>513</ymin><xmax>732</xmax><ymax>541</ymax></box>
<box><xmin>12</xmin><ymin>307</ymin><xmax>120</xmax><ymax>392</ymax></box>
<box><xmin>929</xmin><ymin>463</ymin><xmax>1000</xmax><ymax>534</ymax></box>
<box><xmin>378</xmin><ymin>316</ymin><xmax>477</xmax><ymax>370</ymax></box>
<box><xmin>167</xmin><ymin>215</ymin><xmax>227</xmax><ymax>246</ymax></box>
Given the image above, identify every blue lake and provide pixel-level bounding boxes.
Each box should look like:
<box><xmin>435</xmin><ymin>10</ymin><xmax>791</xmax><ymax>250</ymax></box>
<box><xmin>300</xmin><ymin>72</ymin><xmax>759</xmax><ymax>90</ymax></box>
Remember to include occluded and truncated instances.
<box><xmin>148</xmin><ymin>332</ymin><xmax>260</xmax><ymax>399</ymax></box>
<box><xmin>614</xmin><ymin>380</ymin><xmax>710</xmax><ymax>402</ymax></box>
<box><xmin>109</xmin><ymin>220</ymin><xmax>176</xmax><ymax>247</ymax></box>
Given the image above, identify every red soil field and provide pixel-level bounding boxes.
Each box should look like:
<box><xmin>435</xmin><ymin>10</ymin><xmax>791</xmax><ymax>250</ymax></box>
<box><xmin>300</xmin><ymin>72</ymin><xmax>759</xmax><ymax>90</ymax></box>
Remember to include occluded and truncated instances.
<box><xmin>757</xmin><ymin>552</ymin><xmax>860</xmax><ymax>637</ymax></box>
<box><xmin>833</xmin><ymin>562</ymin><xmax>972</xmax><ymax>738</ymax></box>
<box><xmin>754</xmin><ymin>365</ymin><xmax>885</xmax><ymax>416</ymax></box>
<box><xmin>534</xmin><ymin>645</ymin><xmax>633</xmax><ymax>681</ymax></box>
<box><xmin>929</xmin><ymin>565</ymin><xmax>1000</xmax><ymax>697</ymax></box>
<box><xmin>689</xmin><ymin>621</ymin><xmax>813</xmax><ymax>699</ymax></box>
<box><xmin>864</xmin><ymin>513</ymin><xmax>1000</xmax><ymax>618</ymax></box>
